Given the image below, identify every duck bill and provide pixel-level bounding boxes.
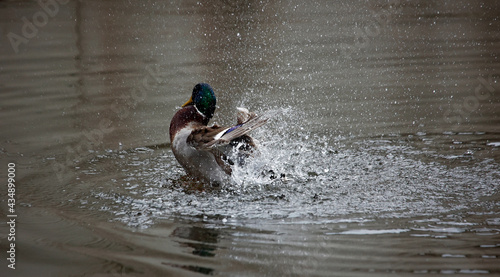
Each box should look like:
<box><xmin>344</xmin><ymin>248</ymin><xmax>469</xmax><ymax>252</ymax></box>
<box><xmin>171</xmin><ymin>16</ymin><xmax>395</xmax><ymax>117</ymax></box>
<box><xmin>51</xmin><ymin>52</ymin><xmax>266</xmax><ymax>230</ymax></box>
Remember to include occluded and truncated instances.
<box><xmin>181</xmin><ymin>97</ymin><xmax>194</xmax><ymax>107</ymax></box>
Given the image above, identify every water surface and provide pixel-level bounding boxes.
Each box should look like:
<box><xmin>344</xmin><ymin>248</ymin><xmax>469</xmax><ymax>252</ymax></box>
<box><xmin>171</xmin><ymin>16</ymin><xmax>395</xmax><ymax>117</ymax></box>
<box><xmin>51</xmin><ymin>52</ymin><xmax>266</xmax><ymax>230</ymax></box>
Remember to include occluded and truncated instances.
<box><xmin>1</xmin><ymin>0</ymin><xmax>499</xmax><ymax>276</ymax></box>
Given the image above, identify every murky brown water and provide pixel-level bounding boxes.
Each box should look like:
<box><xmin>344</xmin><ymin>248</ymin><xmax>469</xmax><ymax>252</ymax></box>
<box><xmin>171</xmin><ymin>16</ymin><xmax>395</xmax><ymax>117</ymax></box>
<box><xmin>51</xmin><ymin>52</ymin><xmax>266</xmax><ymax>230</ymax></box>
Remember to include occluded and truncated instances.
<box><xmin>1</xmin><ymin>0</ymin><xmax>500</xmax><ymax>276</ymax></box>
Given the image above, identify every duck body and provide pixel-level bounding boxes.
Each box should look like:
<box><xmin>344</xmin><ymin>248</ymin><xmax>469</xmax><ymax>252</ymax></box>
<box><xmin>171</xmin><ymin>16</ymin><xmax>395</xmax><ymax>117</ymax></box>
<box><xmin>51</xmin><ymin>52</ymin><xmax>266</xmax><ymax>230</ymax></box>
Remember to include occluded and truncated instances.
<box><xmin>170</xmin><ymin>105</ymin><xmax>231</xmax><ymax>184</ymax></box>
<box><xmin>169</xmin><ymin>83</ymin><xmax>268</xmax><ymax>185</ymax></box>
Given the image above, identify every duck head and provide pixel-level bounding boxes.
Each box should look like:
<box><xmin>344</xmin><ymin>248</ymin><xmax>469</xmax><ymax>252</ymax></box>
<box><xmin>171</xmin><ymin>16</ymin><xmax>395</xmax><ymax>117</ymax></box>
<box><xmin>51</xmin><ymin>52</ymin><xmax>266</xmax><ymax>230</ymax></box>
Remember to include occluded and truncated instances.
<box><xmin>182</xmin><ymin>83</ymin><xmax>216</xmax><ymax>119</ymax></box>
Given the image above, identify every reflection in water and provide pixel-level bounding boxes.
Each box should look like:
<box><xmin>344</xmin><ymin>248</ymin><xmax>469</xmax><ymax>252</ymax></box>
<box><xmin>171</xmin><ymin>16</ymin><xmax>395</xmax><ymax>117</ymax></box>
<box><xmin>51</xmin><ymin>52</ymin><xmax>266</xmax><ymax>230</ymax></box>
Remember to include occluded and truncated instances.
<box><xmin>172</xmin><ymin>226</ymin><xmax>219</xmax><ymax>257</ymax></box>
<box><xmin>0</xmin><ymin>0</ymin><xmax>499</xmax><ymax>276</ymax></box>
<box><xmin>167</xmin><ymin>225</ymin><xmax>219</xmax><ymax>275</ymax></box>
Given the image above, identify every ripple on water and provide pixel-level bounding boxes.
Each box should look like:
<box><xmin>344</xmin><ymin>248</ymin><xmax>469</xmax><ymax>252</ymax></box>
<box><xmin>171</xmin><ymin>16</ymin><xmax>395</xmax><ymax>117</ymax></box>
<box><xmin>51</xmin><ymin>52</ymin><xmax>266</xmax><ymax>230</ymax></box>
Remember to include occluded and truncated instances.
<box><xmin>72</xmin><ymin>110</ymin><xmax>500</xmax><ymax>228</ymax></box>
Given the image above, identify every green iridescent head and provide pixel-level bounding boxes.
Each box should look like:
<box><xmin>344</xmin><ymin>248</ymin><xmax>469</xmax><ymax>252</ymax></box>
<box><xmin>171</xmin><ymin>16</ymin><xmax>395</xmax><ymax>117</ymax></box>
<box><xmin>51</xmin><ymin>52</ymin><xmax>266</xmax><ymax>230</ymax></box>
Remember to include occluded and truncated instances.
<box><xmin>182</xmin><ymin>83</ymin><xmax>216</xmax><ymax>119</ymax></box>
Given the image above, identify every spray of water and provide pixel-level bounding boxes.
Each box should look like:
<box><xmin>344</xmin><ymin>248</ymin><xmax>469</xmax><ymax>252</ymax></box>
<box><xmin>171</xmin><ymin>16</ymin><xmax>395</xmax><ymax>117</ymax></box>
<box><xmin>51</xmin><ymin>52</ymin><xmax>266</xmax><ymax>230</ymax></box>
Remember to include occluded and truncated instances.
<box><xmin>83</xmin><ymin>106</ymin><xmax>498</xmax><ymax>228</ymax></box>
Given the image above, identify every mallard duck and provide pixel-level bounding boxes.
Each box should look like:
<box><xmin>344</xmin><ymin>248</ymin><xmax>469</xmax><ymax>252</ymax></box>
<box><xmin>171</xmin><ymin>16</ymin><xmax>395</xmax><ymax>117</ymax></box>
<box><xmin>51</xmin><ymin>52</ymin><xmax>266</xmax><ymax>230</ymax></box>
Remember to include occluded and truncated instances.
<box><xmin>169</xmin><ymin>83</ymin><xmax>268</xmax><ymax>185</ymax></box>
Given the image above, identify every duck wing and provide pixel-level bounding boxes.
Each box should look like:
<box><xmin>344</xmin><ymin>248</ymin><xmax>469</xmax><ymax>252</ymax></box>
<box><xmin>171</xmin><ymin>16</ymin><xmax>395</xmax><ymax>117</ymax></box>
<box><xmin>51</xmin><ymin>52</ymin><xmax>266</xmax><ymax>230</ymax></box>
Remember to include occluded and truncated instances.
<box><xmin>187</xmin><ymin>109</ymin><xmax>270</xmax><ymax>150</ymax></box>
<box><xmin>186</xmin><ymin>124</ymin><xmax>226</xmax><ymax>150</ymax></box>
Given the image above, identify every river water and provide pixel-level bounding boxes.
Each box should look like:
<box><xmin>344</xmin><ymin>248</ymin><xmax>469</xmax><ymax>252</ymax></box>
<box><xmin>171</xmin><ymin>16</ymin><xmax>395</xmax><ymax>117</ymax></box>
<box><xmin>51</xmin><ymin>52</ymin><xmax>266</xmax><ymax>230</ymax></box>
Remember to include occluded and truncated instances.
<box><xmin>1</xmin><ymin>0</ymin><xmax>500</xmax><ymax>276</ymax></box>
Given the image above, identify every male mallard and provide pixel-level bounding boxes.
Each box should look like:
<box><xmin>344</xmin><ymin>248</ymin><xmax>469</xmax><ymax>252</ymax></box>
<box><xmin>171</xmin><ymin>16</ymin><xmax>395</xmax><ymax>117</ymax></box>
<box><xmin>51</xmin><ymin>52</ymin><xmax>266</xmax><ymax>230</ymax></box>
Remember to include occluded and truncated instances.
<box><xmin>169</xmin><ymin>83</ymin><xmax>268</xmax><ymax>185</ymax></box>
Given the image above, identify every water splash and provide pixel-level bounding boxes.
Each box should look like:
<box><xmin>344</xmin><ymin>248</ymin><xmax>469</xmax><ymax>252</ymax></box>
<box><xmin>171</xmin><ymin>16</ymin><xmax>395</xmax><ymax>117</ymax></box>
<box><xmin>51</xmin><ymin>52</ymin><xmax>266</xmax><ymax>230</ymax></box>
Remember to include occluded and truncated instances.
<box><xmin>79</xmin><ymin>109</ymin><xmax>499</xmax><ymax>228</ymax></box>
